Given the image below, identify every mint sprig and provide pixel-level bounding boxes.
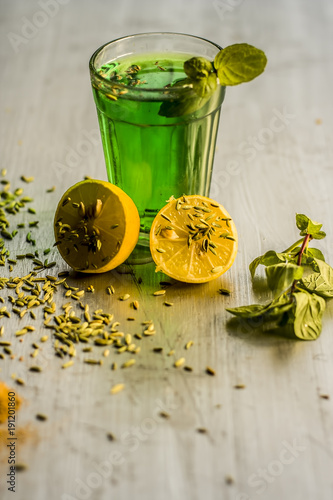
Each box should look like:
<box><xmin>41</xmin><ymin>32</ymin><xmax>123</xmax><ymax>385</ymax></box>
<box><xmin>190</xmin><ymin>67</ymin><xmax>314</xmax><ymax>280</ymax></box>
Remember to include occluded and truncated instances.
<box><xmin>214</xmin><ymin>43</ymin><xmax>267</xmax><ymax>86</ymax></box>
<box><xmin>159</xmin><ymin>43</ymin><xmax>267</xmax><ymax>118</ymax></box>
<box><xmin>227</xmin><ymin>214</ymin><xmax>333</xmax><ymax>340</ymax></box>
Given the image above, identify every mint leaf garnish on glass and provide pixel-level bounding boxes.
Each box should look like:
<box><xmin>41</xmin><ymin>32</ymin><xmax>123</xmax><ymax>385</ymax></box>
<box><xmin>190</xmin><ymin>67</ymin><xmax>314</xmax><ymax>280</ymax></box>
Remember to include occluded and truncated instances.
<box><xmin>227</xmin><ymin>214</ymin><xmax>333</xmax><ymax>340</ymax></box>
<box><xmin>214</xmin><ymin>43</ymin><xmax>267</xmax><ymax>86</ymax></box>
<box><xmin>159</xmin><ymin>43</ymin><xmax>267</xmax><ymax>118</ymax></box>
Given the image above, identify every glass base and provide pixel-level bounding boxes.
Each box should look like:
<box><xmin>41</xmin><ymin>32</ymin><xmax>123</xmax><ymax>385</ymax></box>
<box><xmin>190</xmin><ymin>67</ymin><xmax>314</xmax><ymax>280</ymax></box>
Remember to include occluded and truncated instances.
<box><xmin>125</xmin><ymin>231</ymin><xmax>153</xmax><ymax>265</ymax></box>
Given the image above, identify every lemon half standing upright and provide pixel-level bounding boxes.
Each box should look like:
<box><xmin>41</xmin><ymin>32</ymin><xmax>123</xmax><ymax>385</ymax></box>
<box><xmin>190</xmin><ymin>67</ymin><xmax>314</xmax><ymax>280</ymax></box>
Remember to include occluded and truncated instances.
<box><xmin>54</xmin><ymin>179</ymin><xmax>140</xmax><ymax>273</ymax></box>
<box><xmin>150</xmin><ymin>195</ymin><xmax>238</xmax><ymax>283</ymax></box>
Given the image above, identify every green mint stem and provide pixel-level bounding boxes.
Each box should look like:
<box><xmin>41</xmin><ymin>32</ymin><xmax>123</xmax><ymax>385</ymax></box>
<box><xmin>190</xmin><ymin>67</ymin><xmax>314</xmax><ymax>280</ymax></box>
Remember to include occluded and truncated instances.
<box><xmin>290</xmin><ymin>233</ymin><xmax>311</xmax><ymax>295</ymax></box>
<box><xmin>296</xmin><ymin>234</ymin><xmax>311</xmax><ymax>266</ymax></box>
<box><xmin>283</xmin><ymin>238</ymin><xmax>304</xmax><ymax>255</ymax></box>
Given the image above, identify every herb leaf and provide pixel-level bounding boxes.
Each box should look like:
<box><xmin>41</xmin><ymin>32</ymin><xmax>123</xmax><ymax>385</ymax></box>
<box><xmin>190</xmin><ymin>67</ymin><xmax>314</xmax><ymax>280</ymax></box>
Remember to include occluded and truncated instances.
<box><xmin>226</xmin><ymin>302</ymin><xmax>270</xmax><ymax>319</ymax></box>
<box><xmin>249</xmin><ymin>250</ymin><xmax>287</xmax><ymax>278</ymax></box>
<box><xmin>227</xmin><ymin>213</ymin><xmax>331</xmax><ymax>341</ymax></box>
<box><xmin>184</xmin><ymin>57</ymin><xmax>214</xmax><ymax>79</ymax></box>
<box><xmin>158</xmin><ymin>78</ymin><xmax>215</xmax><ymax>118</ymax></box>
<box><xmin>192</xmin><ymin>72</ymin><xmax>217</xmax><ymax>98</ymax></box>
<box><xmin>304</xmin><ymin>247</ymin><xmax>325</xmax><ymax>263</ymax></box>
<box><xmin>159</xmin><ymin>42</ymin><xmax>267</xmax><ymax>117</ymax></box>
<box><xmin>214</xmin><ymin>43</ymin><xmax>267</xmax><ymax>86</ymax></box>
<box><xmin>296</xmin><ymin>213</ymin><xmax>326</xmax><ymax>239</ymax></box>
<box><xmin>266</xmin><ymin>263</ymin><xmax>303</xmax><ymax>297</ymax></box>
<box><xmin>293</xmin><ymin>290</ymin><xmax>326</xmax><ymax>340</ymax></box>
<box><xmin>226</xmin><ymin>293</ymin><xmax>293</xmax><ymax>321</ymax></box>
<box><xmin>301</xmin><ymin>259</ymin><xmax>333</xmax><ymax>298</ymax></box>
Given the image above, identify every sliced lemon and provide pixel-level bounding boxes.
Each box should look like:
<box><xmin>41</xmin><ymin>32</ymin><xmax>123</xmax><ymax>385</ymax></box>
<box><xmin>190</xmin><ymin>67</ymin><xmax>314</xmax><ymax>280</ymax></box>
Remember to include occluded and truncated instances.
<box><xmin>54</xmin><ymin>179</ymin><xmax>140</xmax><ymax>273</ymax></box>
<box><xmin>150</xmin><ymin>195</ymin><xmax>238</xmax><ymax>283</ymax></box>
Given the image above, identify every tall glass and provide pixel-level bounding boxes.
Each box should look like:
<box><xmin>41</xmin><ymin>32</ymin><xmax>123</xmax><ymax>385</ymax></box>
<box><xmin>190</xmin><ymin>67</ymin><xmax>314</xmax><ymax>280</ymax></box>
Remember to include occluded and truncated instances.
<box><xmin>89</xmin><ymin>32</ymin><xmax>225</xmax><ymax>244</ymax></box>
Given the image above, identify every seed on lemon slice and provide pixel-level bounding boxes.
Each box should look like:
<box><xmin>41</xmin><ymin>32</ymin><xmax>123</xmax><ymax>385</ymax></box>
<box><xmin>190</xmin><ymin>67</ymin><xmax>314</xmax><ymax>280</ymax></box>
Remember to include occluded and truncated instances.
<box><xmin>54</xmin><ymin>179</ymin><xmax>140</xmax><ymax>273</ymax></box>
<box><xmin>150</xmin><ymin>195</ymin><xmax>237</xmax><ymax>283</ymax></box>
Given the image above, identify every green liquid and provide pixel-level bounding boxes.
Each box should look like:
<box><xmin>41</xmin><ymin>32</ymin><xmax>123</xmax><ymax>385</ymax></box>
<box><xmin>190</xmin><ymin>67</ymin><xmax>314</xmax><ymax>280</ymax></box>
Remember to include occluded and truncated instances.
<box><xmin>92</xmin><ymin>53</ymin><xmax>224</xmax><ymax>234</ymax></box>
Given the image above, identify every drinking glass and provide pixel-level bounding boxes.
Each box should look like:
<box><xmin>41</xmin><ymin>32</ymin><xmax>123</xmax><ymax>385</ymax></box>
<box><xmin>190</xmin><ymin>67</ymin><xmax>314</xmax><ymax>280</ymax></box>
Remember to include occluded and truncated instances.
<box><xmin>89</xmin><ymin>32</ymin><xmax>225</xmax><ymax>251</ymax></box>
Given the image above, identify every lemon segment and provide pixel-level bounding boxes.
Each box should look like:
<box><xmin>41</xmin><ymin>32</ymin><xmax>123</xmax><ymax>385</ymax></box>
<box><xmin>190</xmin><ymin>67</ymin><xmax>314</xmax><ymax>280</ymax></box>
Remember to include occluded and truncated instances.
<box><xmin>150</xmin><ymin>195</ymin><xmax>238</xmax><ymax>283</ymax></box>
<box><xmin>54</xmin><ymin>179</ymin><xmax>140</xmax><ymax>273</ymax></box>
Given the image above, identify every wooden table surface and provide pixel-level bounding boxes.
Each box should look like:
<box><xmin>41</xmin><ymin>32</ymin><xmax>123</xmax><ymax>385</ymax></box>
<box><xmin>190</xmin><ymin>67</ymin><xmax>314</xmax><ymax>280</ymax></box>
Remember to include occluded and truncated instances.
<box><xmin>1</xmin><ymin>1</ymin><xmax>333</xmax><ymax>499</ymax></box>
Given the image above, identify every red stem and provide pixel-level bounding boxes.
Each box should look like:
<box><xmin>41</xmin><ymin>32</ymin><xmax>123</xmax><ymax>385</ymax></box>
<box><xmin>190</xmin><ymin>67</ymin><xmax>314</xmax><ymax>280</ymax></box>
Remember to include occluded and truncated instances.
<box><xmin>290</xmin><ymin>233</ymin><xmax>311</xmax><ymax>296</ymax></box>
<box><xmin>297</xmin><ymin>233</ymin><xmax>310</xmax><ymax>265</ymax></box>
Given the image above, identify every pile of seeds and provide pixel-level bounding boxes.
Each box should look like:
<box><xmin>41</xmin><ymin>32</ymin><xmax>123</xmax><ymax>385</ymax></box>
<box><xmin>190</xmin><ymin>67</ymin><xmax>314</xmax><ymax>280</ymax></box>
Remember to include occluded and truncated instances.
<box><xmin>0</xmin><ymin>169</ymin><xmax>56</xmax><ymax>271</ymax></box>
<box><xmin>0</xmin><ymin>271</ymin><xmax>156</xmax><ymax>364</ymax></box>
<box><xmin>0</xmin><ymin>171</ymin><xmax>219</xmax><ymax>393</ymax></box>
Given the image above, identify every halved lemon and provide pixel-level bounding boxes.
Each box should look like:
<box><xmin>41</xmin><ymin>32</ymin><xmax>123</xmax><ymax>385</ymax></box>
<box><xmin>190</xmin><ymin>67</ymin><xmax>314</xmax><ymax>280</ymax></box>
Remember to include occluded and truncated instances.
<box><xmin>150</xmin><ymin>195</ymin><xmax>238</xmax><ymax>283</ymax></box>
<box><xmin>54</xmin><ymin>179</ymin><xmax>140</xmax><ymax>273</ymax></box>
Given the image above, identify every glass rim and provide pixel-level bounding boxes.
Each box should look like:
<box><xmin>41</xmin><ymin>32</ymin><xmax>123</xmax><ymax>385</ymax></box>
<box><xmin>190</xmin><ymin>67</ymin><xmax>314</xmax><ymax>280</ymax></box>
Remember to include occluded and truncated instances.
<box><xmin>89</xmin><ymin>31</ymin><xmax>222</xmax><ymax>94</ymax></box>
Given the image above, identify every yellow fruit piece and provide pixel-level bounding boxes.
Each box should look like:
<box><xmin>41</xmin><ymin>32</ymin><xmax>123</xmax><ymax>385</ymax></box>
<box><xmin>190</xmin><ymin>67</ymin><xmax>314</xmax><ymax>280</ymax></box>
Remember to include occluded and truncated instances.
<box><xmin>150</xmin><ymin>195</ymin><xmax>238</xmax><ymax>283</ymax></box>
<box><xmin>54</xmin><ymin>179</ymin><xmax>140</xmax><ymax>273</ymax></box>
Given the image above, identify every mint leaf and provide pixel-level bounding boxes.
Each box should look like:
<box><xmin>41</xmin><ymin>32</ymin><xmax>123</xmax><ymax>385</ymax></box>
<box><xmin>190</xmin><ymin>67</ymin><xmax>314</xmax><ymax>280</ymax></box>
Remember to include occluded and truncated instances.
<box><xmin>291</xmin><ymin>246</ymin><xmax>326</xmax><ymax>267</ymax></box>
<box><xmin>226</xmin><ymin>302</ymin><xmax>271</xmax><ymax>319</ymax></box>
<box><xmin>295</xmin><ymin>214</ymin><xmax>312</xmax><ymax>232</ymax></box>
<box><xmin>227</xmin><ymin>290</ymin><xmax>325</xmax><ymax>341</ymax></box>
<box><xmin>304</xmin><ymin>247</ymin><xmax>325</xmax><ymax>263</ymax></box>
<box><xmin>227</xmin><ymin>212</ymin><xmax>331</xmax><ymax>341</ymax></box>
<box><xmin>314</xmin><ymin>258</ymin><xmax>333</xmax><ymax>283</ymax></box>
<box><xmin>249</xmin><ymin>250</ymin><xmax>287</xmax><ymax>278</ymax></box>
<box><xmin>293</xmin><ymin>290</ymin><xmax>326</xmax><ymax>340</ymax></box>
<box><xmin>312</xmin><ymin>231</ymin><xmax>326</xmax><ymax>240</ymax></box>
<box><xmin>227</xmin><ymin>293</ymin><xmax>293</xmax><ymax>322</ymax></box>
<box><xmin>267</xmin><ymin>292</ymin><xmax>295</xmax><ymax>319</ymax></box>
<box><xmin>192</xmin><ymin>72</ymin><xmax>217</xmax><ymax>97</ymax></box>
<box><xmin>158</xmin><ymin>72</ymin><xmax>217</xmax><ymax>118</ymax></box>
<box><xmin>301</xmin><ymin>259</ymin><xmax>333</xmax><ymax>298</ymax></box>
<box><xmin>214</xmin><ymin>43</ymin><xmax>267</xmax><ymax>86</ymax></box>
<box><xmin>184</xmin><ymin>57</ymin><xmax>214</xmax><ymax>79</ymax></box>
<box><xmin>160</xmin><ymin>41</ymin><xmax>266</xmax><ymax>117</ymax></box>
<box><xmin>295</xmin><ymin>213</ymin><xmax>326</xmax><ymax>239</ymax></box>
<box><xmin>266</xmin><ymin>263</ymin><xmax>303</xmax><ymax>297</ymax></box>
<box><xmin>159</xmin><ymin>78</ymin><xmax>205</xmax><ymax>117</ymax></box>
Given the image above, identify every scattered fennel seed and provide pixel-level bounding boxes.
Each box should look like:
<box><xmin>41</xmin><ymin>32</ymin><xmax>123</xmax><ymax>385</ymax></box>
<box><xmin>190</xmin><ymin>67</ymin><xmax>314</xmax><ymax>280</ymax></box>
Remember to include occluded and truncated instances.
<box><xmin>62</xmin><ymin>360</ymin><xmax>74</xmax><ymax>369</ymax></box>
<box><xmin>110</xmin><ymin>383</ymin><xmax>125</xmax><ymax>395</ymax></box>
<box><xmin>21</xmin><ymin>175</ymin><xmax>34</xmax><ymax>183</ymax></box>
<box><xmin>122</xmin><ymin>359</ymin><xmax>136</xmax><ymax>368</ymax></box>
<box><xmin>36</xmin><ymin>413</ymin><xmax>48</xmax><ymax>421</ymax></box>
<box><xmin>29</xmin><ymin>366</ymin><xmax>42</xmax><ymax>372</ymax></box>
<box><xmin>174</xmin><ymin>357</ymin><xmax>185</xmax><ymax>368</ymax></box>
<box><xmin>159</xmin><ymin>411</ymin><xmax>170</xmax><ymax>419</ymax></box>
<box><xmin>119</xmin><ymin>293</ymin><xmax>130</xmax><ymax>301</ymax></box>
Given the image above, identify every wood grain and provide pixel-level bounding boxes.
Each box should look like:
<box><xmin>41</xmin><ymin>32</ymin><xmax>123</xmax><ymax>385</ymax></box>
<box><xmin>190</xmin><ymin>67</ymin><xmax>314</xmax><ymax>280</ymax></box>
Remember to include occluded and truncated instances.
<box><xmin>0</xmin><ymin>1</ymin><xmax>332</xmax><ymax>499</ymax></box>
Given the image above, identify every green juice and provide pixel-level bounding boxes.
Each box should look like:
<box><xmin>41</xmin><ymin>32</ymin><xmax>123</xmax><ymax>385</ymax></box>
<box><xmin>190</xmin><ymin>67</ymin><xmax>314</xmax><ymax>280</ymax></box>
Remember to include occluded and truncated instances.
<box><xmin>91</xmin><ymin>52</ymin><xmax>225</xmax><ymax>234</ymax></box>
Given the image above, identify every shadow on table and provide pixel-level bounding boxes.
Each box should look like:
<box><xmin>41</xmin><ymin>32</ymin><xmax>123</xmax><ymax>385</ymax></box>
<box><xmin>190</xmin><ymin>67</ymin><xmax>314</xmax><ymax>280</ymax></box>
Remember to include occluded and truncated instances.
<box><xmin>226</xmin><ymin>316</ymin><xmax>297</xmax><ymax>345</ymax></box>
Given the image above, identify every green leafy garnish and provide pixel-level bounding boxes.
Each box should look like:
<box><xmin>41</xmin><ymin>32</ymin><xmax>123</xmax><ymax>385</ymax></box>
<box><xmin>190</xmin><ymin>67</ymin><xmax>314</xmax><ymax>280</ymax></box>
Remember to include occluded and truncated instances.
<box><xmin>214</xmin><ymin>43</ymin><xmax>267</xmax><ymax>86</ymax></box>
<box><xmin>301</xmin><ymin>259</ymin><xmax>333</xmax><ymax>298</ymax></box>
<box><xmin>295</xmin><ymin>213</ymin><xmax>326</xmax><ymax>239</ymax></box>
<box><xmin>227</xmin><ymin>214</ymin><xmax>333</xmax><ymax>340</ymax></box>
<box><xmin>159</xmin><ymin>77</ymin><xmax>216</xmax><ymax>118</ymax></box>
<box><xmin>184</xmin><ymin>57</ymin><xmax>214</xmax><ymax>80</ymax></box>
<box><xmin>265</xmin><ymin>262</ymin><xmax>303</xmax><ymax>298</ymax></box>
<box><xmin>159</xmin><ymin>43</ymin><xmax>267</xmax><ymax>118</ymax></box>
<box><xmin>293</xmin><ymin>291</ymin><xmax>325</xmax><ymax>340</ymax></box>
